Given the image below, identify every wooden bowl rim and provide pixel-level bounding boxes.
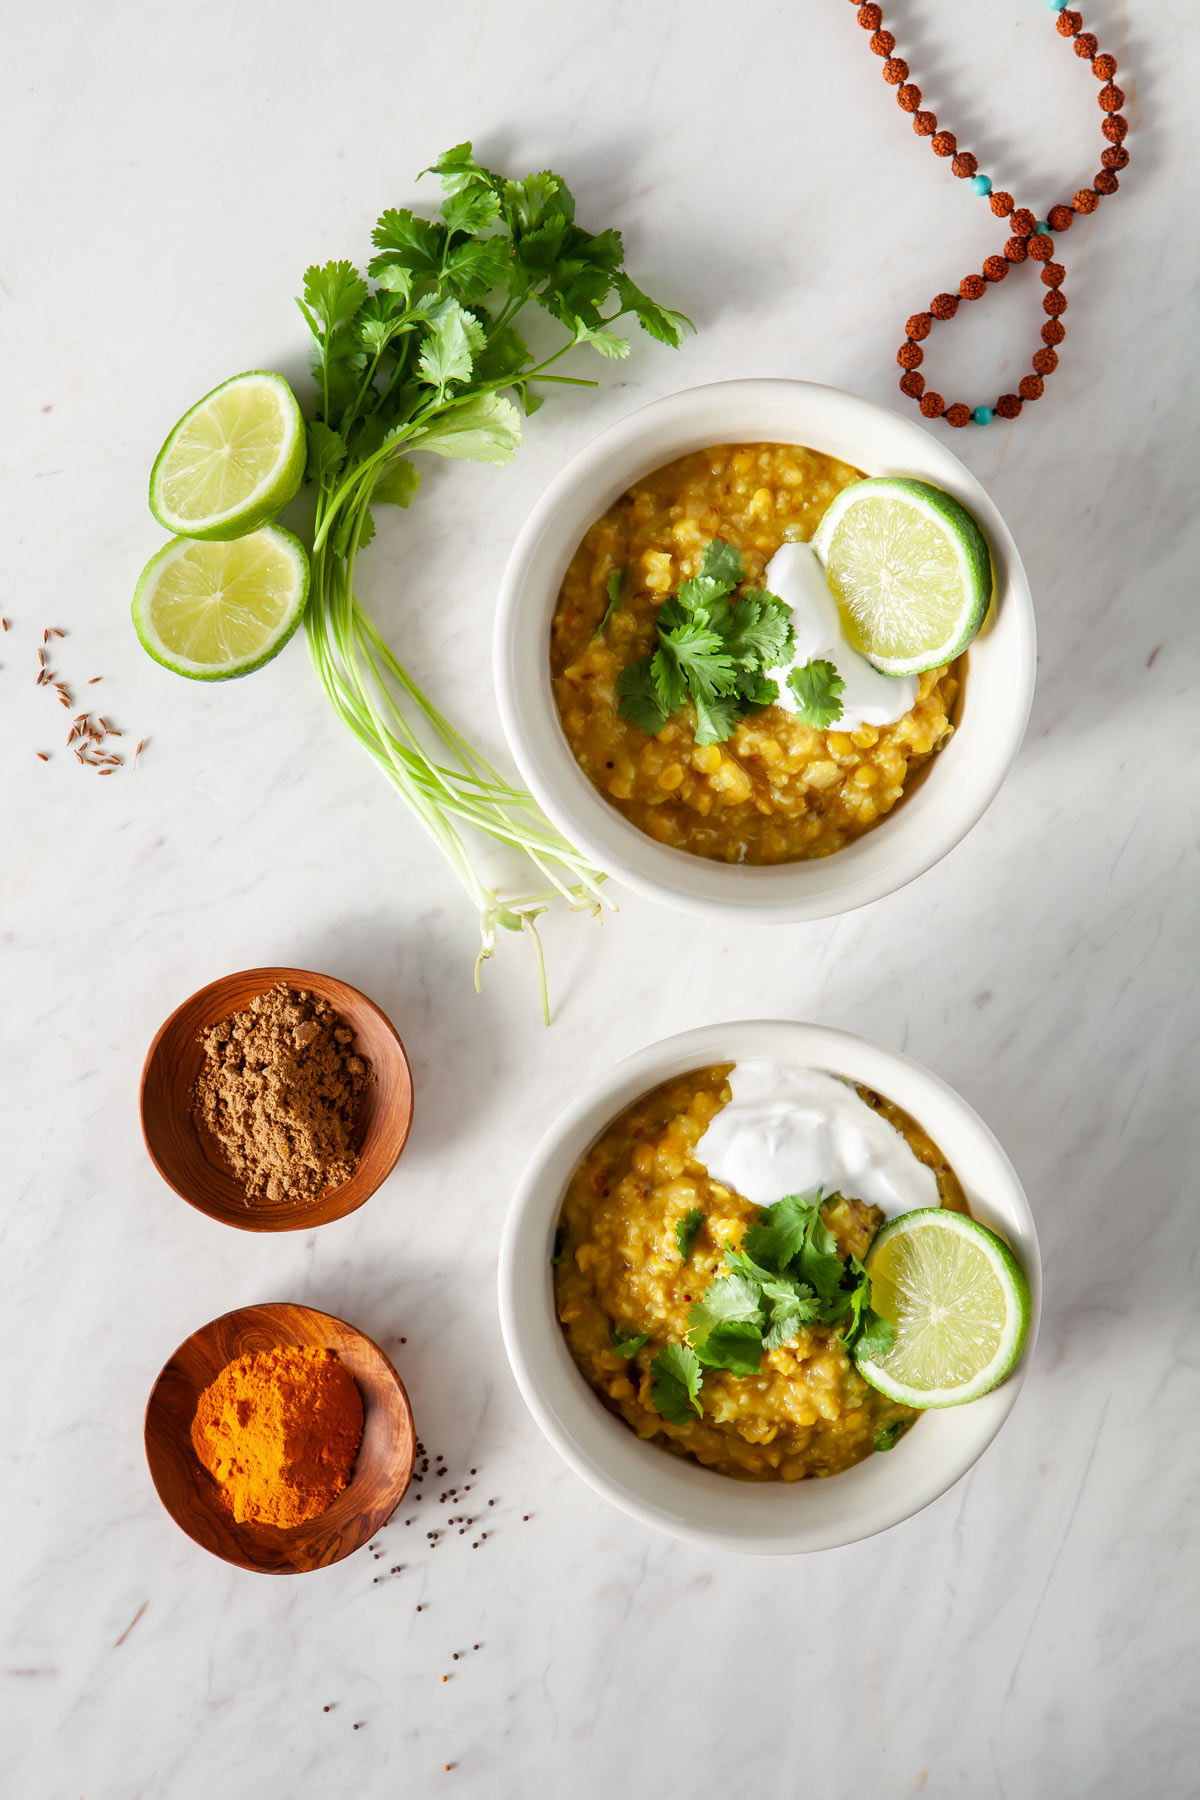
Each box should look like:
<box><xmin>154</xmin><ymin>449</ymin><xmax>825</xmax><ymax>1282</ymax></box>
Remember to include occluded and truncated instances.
<box><xmin>143</xmin><ymin>1300</ymin><xmax>415</xmax><ymax>1574</ymax></box>
<box><xmin>138</xmin><ymin>965</ymin><xmax>414</xmax><ymax>1233</ymax></box>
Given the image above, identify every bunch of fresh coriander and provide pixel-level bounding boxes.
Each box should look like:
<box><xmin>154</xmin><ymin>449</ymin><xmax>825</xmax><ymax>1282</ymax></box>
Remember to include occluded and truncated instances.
<box><xmin>298</xmin><ymin>144</ymin><xmax>692</xmax><ymax>1019</ymax></box>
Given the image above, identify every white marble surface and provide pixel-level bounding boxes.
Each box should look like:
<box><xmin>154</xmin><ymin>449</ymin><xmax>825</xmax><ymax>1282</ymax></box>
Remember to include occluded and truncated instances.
<box><xmin>2</xmin><ymin>1</ymin><xmax>1196</xmax><ymax>1794</ymax></box>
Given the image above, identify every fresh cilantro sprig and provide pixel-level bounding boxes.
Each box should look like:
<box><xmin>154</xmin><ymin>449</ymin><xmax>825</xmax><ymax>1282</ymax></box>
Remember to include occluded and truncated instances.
<box><xmin>788</xmin><ymin>657</ymin><xmax>845</xmax><ymax>728</ymax></box>
<box><xmin>594</xmin><ymin>566</ymin><xmax>625</xmax><ymax>639</ymax></box>
<box><xmin>675</xmin><ymin>1207</ymin><xmax>704</xmax><ymax>1262</ymax></box>
<box><xmin>612</xmin><ymin>1325</ymin><xmax>651</xmax><ymax>1359</ymax></box>
<box><xmin>650</xmin><ymin>1343</ymin><xmax>703</xmax><ymax>1423</ymax></box>
<box><xmin>616</xmin><ymin>539</ymin><xmax>795</xmax><ymax>746</ymax></box>
<box><xmin>298</xmin><ymin>144</ymin><xmax>693</xmax><ymax>1020</ymax></box>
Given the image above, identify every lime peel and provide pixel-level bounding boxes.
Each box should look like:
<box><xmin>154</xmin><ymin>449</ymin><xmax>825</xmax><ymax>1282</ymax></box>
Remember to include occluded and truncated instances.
<box><xmin>854</xmin><ymin>1208</ymin><xmax>1030</xmax><ymax>1408</ymax></box>
<box><xmin>149</xmin><ymin>371</ymin><xmax>306</xmax><ymax>541</ymax></box>
<box><xmin>811</xmin><ymin>476</ymin><xmax>992</xmax><ymax>677</ymax></box>
<box><xmin>132</xmin><ymin>525</ymin><xmax>310</xmax><ymax>681</ymax></box>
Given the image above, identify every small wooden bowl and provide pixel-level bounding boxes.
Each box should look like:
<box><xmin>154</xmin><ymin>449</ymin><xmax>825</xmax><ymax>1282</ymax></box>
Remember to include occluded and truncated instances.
<box><xmin>140</xmin><ymin>966</ymin><xmax>414</xmax><ymax>1232</ymax></box>
<box><xmin>144</xmin><ymin>1302</ymin><xmax>415</xmax><ymax>1573</ymax></box>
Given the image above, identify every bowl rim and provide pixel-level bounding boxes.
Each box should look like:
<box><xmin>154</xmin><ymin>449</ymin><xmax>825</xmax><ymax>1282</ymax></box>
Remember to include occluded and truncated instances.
<box><xmin>139</xmin><ymin>964</ymin><xmax>414</xmax><ymax>1232</ymax></box>
<box><xmin>497</xmin><ymin>1019</ymin><xmax>1041</xmax><ymax>1555</ymax></box>
<box><xmin>143</xmin><ymin>1300</ymin><xmax>416</xmax><ymax>1574</ymax></box>
<box><xmin>493</xmin><ymin>377</ymin><xmax>1036</xmax><ymax>923</ymax></box>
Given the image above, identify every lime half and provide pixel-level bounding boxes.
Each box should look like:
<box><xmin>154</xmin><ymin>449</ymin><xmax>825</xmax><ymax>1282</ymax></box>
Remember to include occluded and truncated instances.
<box><xmin>149</xmin><ymin>371</ymin><xmax>305</xmax><ymax>541</ymax></box>
<box><xmin>854</xmin><ymin>1209</ymin><xmax>1031</xmax><ymax>1408</ymax></box>
<box><xmin>811</xmin><ymin>477</ymin><xmax>992</xmax><ymax>676</ymax></box>
<box><xmin>133</xmin><ymin>526</ymin><xmax>310</xmax><ymax>680</ymax></box>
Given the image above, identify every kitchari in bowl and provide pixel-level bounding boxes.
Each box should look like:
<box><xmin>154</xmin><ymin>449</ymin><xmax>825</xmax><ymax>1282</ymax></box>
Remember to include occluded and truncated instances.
<box><xmin>495</xmin><ymin>380</ymin><xmax>1036</xmax><ymax>925</ymax></box>
<box><xmin>555</xmin><ymin>1059</ymin><xmax>1029</xmax><ymax>1482</ymax></box>
<box><xmin>551</xmin><ymin>448</ymin><xmax>988</xmax><ymax>864</ymax></box>
<box><xmin>498</xmin><ymin>1021</ymin><xmax>1040</xmax><ymax>1553</ymax></box>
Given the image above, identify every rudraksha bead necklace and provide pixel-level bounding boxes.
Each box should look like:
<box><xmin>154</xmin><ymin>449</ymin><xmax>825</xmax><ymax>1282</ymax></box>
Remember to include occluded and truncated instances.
<box><xmin>850</xmin><ymin>0</ymin><xmax>1131</xmax><ymax>426</ymax></box>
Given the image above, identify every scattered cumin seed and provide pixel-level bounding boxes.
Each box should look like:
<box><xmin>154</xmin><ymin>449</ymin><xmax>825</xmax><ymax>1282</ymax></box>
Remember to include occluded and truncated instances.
<box><xmin>46</xmin><ymin>627</ymin><xmax>65</xmax><ymax>639</ymax></box>
<box><xmin>1</xmin><ymin>617</ymin><xmax>7</xmax><ymax>631</ymax></box>
<box><xmin>97</xmin><ymin>717</ymin><xmax>107</xmax><ymax>732</ymax></box>
<box><xmin>97</xmin><ymin>768</ymin><xmax>113</xmax><ymax>776</ymax></box>
<box><xmin>87</xmin><ymin>676</ymin><xmax>101</xmax><ymax>684</ymax></box>
<box><xmin>74</xmin><ymin>749</ymin><xmax>85</xmax><ymax>763</ymax></box>
<box><xmin>37</xmin><ymin>649</ymin><xmax>44</xmax><ymax>667</ymax></box>
<box><xmin>35</xmin><ymin>752</ymin><xmax>49</xmax><ymax>762</ymax></box>
<box><xmin>133</xmin><ymin>738</ymin><xmax>143</xmax><ymax>768</ymax></box>
<box><xmin>58</xmin><ymin>694</ymin><xmax>70</xmax><ymax>708</ymax></box>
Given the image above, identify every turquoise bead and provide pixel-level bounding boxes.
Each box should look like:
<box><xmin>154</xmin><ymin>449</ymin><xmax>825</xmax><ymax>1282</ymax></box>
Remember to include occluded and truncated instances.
<box><xmin>1050</xmin><ymin>0</ymin><xmax>1068</xmax><ymax>11</ymax></box>
<box><xmin>973</xmin><ymin>406</ymin><xmax>994</xmax><ymax>426</ymax></box>
<box><xmin>1035</xmin><ymin>218</ymin><xmax>1050</xmax><ymax>235</ymax></box>
<box><xmin>971</xmin><ymin>175</ymin><xmax>993</xmax><ymax>197</ymax></box>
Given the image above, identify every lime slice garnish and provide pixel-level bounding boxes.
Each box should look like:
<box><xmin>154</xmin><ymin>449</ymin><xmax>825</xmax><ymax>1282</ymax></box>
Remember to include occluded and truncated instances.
<box><xmin>132</xmin><ymin>526</ymin><xmax>310</xmax><ymax>680</ymax></box>
<box><xmin>810</xmin><ymin>477</ymin><xmax>993</xmax><ymax>676</ymax></box>
<box><xmin>149</xmin><ymin>371</ymin><xmax>306</xmax><ymax>541</ymax></box>
<box><xmin>854</xmin><ymin>1208</ymin><xmax>1031</xmax><ymax>1408</ymax></box>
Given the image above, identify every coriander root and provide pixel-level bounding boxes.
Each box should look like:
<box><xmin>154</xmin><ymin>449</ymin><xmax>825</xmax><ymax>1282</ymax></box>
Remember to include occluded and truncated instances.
<box><xmin>194</xmin><ymin>983</ymin><xmax>373</xmax><ymax>1203</ymax></box>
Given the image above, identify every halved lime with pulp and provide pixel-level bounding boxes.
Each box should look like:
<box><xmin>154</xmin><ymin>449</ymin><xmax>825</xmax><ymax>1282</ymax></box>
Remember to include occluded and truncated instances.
<box><xmin>132</xmin><ymin>526</ymin><xmax>310</xmax><ymax>680</ymax></box>
<box><xmin>149</xmin><ymin>371</ymin><xmax>305</xmax><ymax>540</ymax></box>
<box><xmin>854</xmin><ymin>1208</ymin><xmax>1031</xmax><ymax>1408</ymax></box>
<box><xmin>811</xmin><ymin>477</ymin><xmax>992</xmax><ymax>676</ymax></box>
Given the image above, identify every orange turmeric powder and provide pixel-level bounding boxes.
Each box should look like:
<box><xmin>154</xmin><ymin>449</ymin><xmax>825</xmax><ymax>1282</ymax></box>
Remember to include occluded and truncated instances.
<box><xmin>190</xmin><ymin>1345</ymin><xmax>363</xmax><ymax>1528</ymax></box>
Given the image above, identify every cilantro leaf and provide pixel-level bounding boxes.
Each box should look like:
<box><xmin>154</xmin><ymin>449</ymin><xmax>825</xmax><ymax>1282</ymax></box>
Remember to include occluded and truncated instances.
<box><xmin>873</xmin><ymin>1419</ymin><xmax>911</xmax><ymax>1453</ymax></box>
<box><xmin>650</xmin><ymin>1343</ymin><xmax>703</xmax><ymax>1424</ymax></box>
<box><xmin>614</xmin><ymin>271</ymin><xmax>695</xmax><ymax>348</ymax></box>
<box><xmin>723</xmin><ymin>591</ymin><xmax>795</xmax><ymax>672</ymax></box>
<box><xmin>742</xmin><ymin>1193</ymin><xmax>821</xmax><ymax>1272</ymax></box>
<box><xmin>595</xmin><ymin>567</ymin><xmax>625</xmax><ymax>638</ymax></box>
<box><xmin>442</xmin><ymin>234</ymin><xmax>511</xmax><ymax>301</ymax></box>
<box><xmin>763</xmin><ymin>1290</ymin><xmax>820</xmax><ymax>1352</ymax></box>
<box><xmin>300</xmin><ymin>261</ymin><xmax>369</xmax><ymax>339</ymax></box>
<box><xmin>503</xmin><ymin>170</ymin><xmax>572</xmax><ymax>235</ymax></box>
<box><xmin>675</xmin><ymin>1207</ymin><xmax>704</xmax><ymax>1262</ymax></box>
<box><xmin>797</xmin><ymin>1210</ymin><xmax>846</xmax><ymax>1303</ymax></box>
<box><xmin>369</xmin><ymin>208</ymin><xmax>446</xmax><ymax>279</ymax></box>
<box><xmin>687</xmin><ymin>1268</ymin><xmax>764</xmax><ymax>1343</ymax></box>
<box><xmin>416</xmin><ymin>298</ymin><xmax>480</xmax><ymax>390</ymax></box>
<box><xmin>788</xmin><ymin>657</ymin><xmax>846</xmax><ymax>728</ymax></box>
<box><xmin>305</xmin><ymin>421</ymin><xmax>347</xmax><ymax>486</ymax></box>
<box><xmin>422</xmin><ymin>142</ymin><xmax>494</xmax><ymax>196</ymax></box>
<box><xmin>616</xmin><ymin>659</ymin><xmax>669</xmax><ymax>735</ymax></box>
<box><xmin>690</xmin><ymin>685</ymin><xmax>746</xmax><ymax>747</ymax></box>
<box><xmin>695</xmin><ymin>1321</ymin><xmax>763</xmax><ymax>1377</ymax></box>
<box><xmin>440</xmin><ymin>183</ymin><xmax>501</xmax><ymax>236</ymax></box>
<box><xmin>699</xmin><ymin>538</ymin><xmax>745</xmax><ymax>588</ymax></box>
<box><xmin>408</xmin><ymin>392</ymin><xmax>522</xmax><ymax>465</ymax></box>
<box><xmin>613</xmin><ymin>1325</ymin><xmax>650</xmax><ymax>1359</ymax></box>
<box><xmin>373</xmin><ymin>459</ymin><xmax>420</xmax><ymax>509</ymax></box>
<box><xmin>854</xmin><ymin>1309</ymin><xmax>897</xmax><ymax>1362</ymax></box>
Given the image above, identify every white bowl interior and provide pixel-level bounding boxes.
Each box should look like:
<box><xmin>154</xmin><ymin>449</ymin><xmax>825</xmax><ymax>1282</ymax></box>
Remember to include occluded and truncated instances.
<box><xmin>495</xmin><ymin>380</ymin><xmax>1036</xmax><ymax>921</ymax></box>
<box><xmin>498</xmin><ymin>1021</ymin><xmax>1041</xmax><ymax>1554</ymax></box>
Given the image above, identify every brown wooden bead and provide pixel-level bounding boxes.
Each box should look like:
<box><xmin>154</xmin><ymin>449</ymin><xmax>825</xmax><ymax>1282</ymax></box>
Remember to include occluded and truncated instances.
<box><xmin>990</xmin><ymin>190</ymin><xmax>1014</xmax><ymax>217</ymax></box>
<box><xmin>1057</xmin><ymin>10</ymin><xmax>1082</xmax><ymax>36</ymax></box>
<box><xmin>858</xmin><ymin>3</ymin><xmax>883</xmax><ymax>27</ymax></box>
<box><xmin>930</xmin><ymin>292</ymin><xmax>958</xmax><ymax>320</ymax></box>
<box><xmin>906</xmin><ymin>312</ymin><xmax>932</xmax><ymax>340</ymax></box>
<box><xmin>1102</xmin><ymin>145</ymin><xmax>1130</xmax><ymax>171</ymax></box>
<box><xmin>1098</xmin><ymin>83</ymin><xmax>1124</xmax><ymax>112</ymax></box>
<box><xmin>983</xmin><ymin>256</ymin><xmax>1008</xmax><ymax>283</ymax></box>
<box><xmin>1102</xmin><ymin>114</ymin><xmax>1128</xmax><ymax>143</ymax></box>
<box><xmin>913</xmin><ymin>110</ymin><xmax>938</xmax><ymax>135</ymax></box>
<box><xmin>1041</xmin><ymin>262</ymin><xmax>1066</xmax><ymax>289</ymax></box>
<box><xmin>920</xmin><ymin>392</ymin><xmax>946</xmax><ymax>418</ymax></box>
<box><xmin>1043</xmin><ymin>289</ymin><xmax>1068</xmax><ymax>316</ymax></box>
<box><xmin>870</xmin><ymin>30</ymin><xmax>896</xmax><ymax>57</ymax></box>
<box><xmin>1094</xmin><ymin>169</ymin><xmax>1119</xmax><ymax>196</ymax></box>
<box><xmin>959</xmin><ymin>273</ymin><xmax>986</xmax><ymax>301</ymax></box>
<box><xmin>945</xmin><ymin>403</ymin><xmax>971</xmax><ymax>428</ymax></box>
<box><xmin>1092</xmin><ymin>53</ymin><xmax>1117</xmax><ymax>79</ymax></box>
<box><xmin>1004</xmin><ymin>236</ymin><xmax>1029</xmax><ymax>263</ymax></box>
<box><xmin>1027</xmin><ymin>234</ymin><xmax>1053</xmax><ymax>262</ymax></box>
<box><xmin>1018</xmin><ymin>374</ymin><xmax>1044</xmax><ymax>402</ymax></box>
<box><xmin>995</xmin><ymin>395</ymin><xmax>1022</xmax><ymax>420</ymax></box>
<box><xmin>951</xmin><ymin>151</ymin><xmax>978</xmax><ymax>178</ymax></box>
<box><xmin>1042</xmin><ymin>318</ymin><xmax>1066</xmax><ymax>346</ymax></box>
<box><xmin>1073</xmin><ymin>188</ymin><xmax>1099</xmax><ymax>214</ymax></box>
<box><xmin>897</xmin><ymin>83</ymin><xmax>921</xmax><ymax>111</ymax></box>
<box><xmin>1032</xmin><ymin>348</ymin><xmax>1059</xmax><ymax>376</ymax></box>
<box><xmin>899</xmin><ymin>371</ymin><xmax>926</xmax><ymax>400</ymax></box>
<box><xmin>1074</xmin><ymin>32</ymin><xmax>1098</xmax><ymax>58</ymax></box>
<box><xmin>931</xmin><ymin>131</ymin><xmax>957</xmax><ymax>157</ymax></box>
<box><xmin>1011</xmin><ymin>208</ymin><xmax>1036</xmax><ymax>237</ymax></box>
<box><xmin>898</xmin><ymin>342</ymin><xmax>924</xmax><ymax>370</ymax></box>
<box><xmin>882</xmin><ymin>57</ymin><xmax>908</xmax><ymax>84</ymax></box>
<box><xmin>1047</xmin><ymin>204</ymin><xmax>1075</xmax><ymax>232</ymax></box>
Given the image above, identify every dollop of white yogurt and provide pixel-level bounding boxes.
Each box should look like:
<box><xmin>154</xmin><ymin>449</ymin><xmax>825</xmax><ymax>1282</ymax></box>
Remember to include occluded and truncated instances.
<box><xmin>763</xmin><ymin>541</ymin><xmax>917</xmax><ymax>731</ymax></box>
<box><xmin>694</xmin><ymin>1061</ymin><xmax>939</xmax><ymax>1219</ymax></box>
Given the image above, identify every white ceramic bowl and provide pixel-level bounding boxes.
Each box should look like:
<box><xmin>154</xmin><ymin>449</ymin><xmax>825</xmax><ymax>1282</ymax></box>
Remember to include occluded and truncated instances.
<box><xmin>495</xmin><ymin>379</ymin><xmax>1035</xmax><ymax>922</ymax></box>
<box><xmin>498</xmin><ymin>1020</ymin><xmax>1040</xmax><ymax>1555</ymax></box>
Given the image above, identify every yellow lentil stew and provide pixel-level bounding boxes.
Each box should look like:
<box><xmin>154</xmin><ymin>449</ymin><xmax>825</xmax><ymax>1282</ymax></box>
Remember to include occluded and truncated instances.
<box><xmin>550</xmin><ymin>443</ymin><xmax>962</xmax><ymax>864</ymax></box>
<box><xmin>554</xmin><ymin>1066</ymin><xmax>968</xmax><ymax>1482</ymax></box>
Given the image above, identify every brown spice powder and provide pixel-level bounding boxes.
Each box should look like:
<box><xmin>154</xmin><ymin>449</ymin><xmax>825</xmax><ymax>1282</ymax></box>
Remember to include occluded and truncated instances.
<box><xmin>193</xmin><ymin>983</ymin><xmax>374</xmax><ymax>1204</ymax></box>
